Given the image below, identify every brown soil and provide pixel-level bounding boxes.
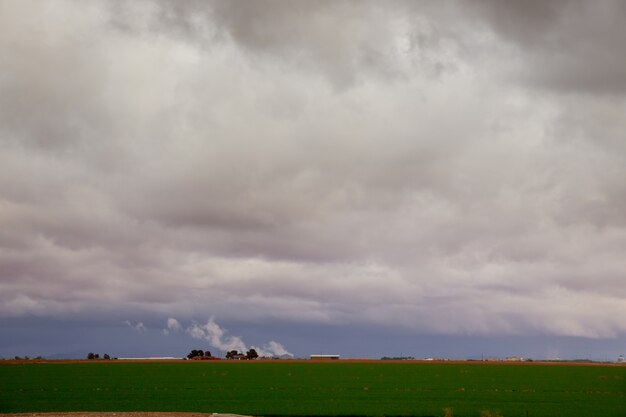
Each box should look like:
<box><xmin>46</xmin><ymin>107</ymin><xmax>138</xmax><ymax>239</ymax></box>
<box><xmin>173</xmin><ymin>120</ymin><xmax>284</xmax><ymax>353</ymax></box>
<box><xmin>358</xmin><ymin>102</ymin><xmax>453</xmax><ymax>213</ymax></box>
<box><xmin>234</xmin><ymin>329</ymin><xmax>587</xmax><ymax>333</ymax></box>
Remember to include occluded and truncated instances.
<box><xmin>0</xmin><ymin>411</ymin><xmax>249</xmax><ymax>417</ymax></box>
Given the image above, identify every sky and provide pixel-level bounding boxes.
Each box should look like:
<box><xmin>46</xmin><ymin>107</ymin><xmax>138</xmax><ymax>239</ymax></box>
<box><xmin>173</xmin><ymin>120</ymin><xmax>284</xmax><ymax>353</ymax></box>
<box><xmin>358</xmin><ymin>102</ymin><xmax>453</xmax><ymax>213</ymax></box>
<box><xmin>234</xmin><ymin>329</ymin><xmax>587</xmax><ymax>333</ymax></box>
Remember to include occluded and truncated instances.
<box><xmin>1</xmin><ymin>0</ymin><xmax>626</xmax><ymax>361</ymax></box>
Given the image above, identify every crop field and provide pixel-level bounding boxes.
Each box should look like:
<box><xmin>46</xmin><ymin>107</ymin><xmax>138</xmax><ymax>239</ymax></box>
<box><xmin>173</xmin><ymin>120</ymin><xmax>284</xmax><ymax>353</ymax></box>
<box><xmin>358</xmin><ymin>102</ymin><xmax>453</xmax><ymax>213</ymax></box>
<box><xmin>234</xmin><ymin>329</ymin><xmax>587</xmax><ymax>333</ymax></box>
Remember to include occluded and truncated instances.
<box><xmin>1</xmin><ymin>361</ymin><xmax>625</xmax><ymax>417</ymax></box>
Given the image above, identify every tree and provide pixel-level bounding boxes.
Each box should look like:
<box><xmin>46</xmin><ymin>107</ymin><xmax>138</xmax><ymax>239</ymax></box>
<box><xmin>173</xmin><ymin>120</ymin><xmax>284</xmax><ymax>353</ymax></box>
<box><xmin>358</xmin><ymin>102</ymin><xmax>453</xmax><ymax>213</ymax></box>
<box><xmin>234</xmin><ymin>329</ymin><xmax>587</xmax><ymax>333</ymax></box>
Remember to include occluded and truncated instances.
<box><xmin>87</xmin><ymin>352</ymin><xmax>95</xmax><ymax>360</ymax></box>
<box><xmin>103</xmin><ymin>353</ymin><xmax>110</xmax><ymax>360</ymax></box>
<box><xmin>225</xmin><ymin>350</ymin><xmax>240</xmax><ymax>359</ymax></box>
<box><xmin>246</xmin><ymin>349</ymin><xmax>259</xmax><ymax>360</ymax></box>
<box><xmin>187</xmin><ymin>349</ymin><xmax>205</xmax><ymax>359</ymax></box>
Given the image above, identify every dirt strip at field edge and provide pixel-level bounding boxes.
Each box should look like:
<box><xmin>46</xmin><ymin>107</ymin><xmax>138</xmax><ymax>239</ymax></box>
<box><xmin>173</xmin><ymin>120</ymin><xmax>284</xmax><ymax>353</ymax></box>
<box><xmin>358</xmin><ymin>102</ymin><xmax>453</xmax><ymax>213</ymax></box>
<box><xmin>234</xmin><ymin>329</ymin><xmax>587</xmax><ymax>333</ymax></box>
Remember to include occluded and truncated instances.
<box><xmin>0</xmin><ymin>413</ymin><xmax>250</xmax><ymax>417</ymax></box>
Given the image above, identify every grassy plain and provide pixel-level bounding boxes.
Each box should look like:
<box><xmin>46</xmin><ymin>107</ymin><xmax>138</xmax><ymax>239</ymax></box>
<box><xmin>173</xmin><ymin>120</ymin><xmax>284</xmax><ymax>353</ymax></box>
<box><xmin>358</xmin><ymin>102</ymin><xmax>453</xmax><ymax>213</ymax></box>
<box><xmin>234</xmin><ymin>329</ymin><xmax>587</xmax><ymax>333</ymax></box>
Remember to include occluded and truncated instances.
<box><xmin>1</xmin><ymin>361</ymin><xmax>625</xmax><ymax>417</ymax></box>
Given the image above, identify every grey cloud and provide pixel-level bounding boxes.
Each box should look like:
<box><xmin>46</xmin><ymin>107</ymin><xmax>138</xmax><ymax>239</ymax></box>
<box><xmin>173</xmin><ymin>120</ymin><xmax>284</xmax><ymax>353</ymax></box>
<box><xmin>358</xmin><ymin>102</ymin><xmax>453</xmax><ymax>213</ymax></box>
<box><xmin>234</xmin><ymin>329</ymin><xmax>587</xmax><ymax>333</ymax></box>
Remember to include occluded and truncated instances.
<box><xmin>472</xmin><ymin>0</ymin><xmax>567</xmax><ymax>45</ymax></box>
<box><xmin>1</xmin><ymin>0</ymin><xmax>626</xmax><ymax>343</ymax></box>
<box><xmin>130</xmin><ymin>0</ymin><xmax>471</xmax><ymax>89</ymax></box>
<box><xmin>472</xmin><ymin>0</ymin><xmax>626</xmax><ymax>94</ymax></box>
<box><xmin>208</xmin><ymin>0</ymin><xmax>404</xmax><ymax>87</ymax></box>
<box><xmin>0</xmin><ymin>1</ymin><xmax>112</xmax><ymax>153</ymax></box>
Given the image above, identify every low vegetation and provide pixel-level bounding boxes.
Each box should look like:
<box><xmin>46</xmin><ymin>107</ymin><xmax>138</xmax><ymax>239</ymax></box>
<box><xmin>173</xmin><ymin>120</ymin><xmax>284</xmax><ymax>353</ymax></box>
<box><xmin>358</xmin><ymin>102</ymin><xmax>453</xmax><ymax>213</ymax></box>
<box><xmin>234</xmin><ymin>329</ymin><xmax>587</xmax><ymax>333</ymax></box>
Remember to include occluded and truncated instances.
<box><xmin>1</xmin><ymin>361</ymin><xmax>624</xmax><ymax>416</ymax></box>
<box><xmin>87</xmin><ymin>353</ymin><xmax>111</xmax><ymax>360</ymax></box>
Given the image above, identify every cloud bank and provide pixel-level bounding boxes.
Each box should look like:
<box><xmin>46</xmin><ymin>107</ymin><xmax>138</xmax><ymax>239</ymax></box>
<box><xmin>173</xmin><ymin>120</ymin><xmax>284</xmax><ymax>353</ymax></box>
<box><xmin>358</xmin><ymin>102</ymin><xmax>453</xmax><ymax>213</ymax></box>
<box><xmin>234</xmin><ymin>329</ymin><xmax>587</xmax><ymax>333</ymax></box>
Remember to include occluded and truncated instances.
<box><xmin>1</xmin><ymin>1</ymin><xmax>626</xmax><ymax>341</ymax></box>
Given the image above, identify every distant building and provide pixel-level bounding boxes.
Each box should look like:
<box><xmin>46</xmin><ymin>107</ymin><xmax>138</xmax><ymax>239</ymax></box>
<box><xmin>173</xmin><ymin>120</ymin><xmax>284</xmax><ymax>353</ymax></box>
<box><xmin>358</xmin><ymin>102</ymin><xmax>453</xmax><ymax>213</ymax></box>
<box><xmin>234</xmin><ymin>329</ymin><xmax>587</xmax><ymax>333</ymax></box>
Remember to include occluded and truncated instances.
<box><xmin>618</xmin><ymin>355</ymin><xmax>624</xmax><ymax>363</ymax></box>
<box><xmin>117</xmin><ymin>357</ymin><xmax>180</xmax><ymax>360</ymax></box>
<box><xmin>310</xmin><ymin>354</ymin><xmax>340</xmax><ymax>360</ymax></box>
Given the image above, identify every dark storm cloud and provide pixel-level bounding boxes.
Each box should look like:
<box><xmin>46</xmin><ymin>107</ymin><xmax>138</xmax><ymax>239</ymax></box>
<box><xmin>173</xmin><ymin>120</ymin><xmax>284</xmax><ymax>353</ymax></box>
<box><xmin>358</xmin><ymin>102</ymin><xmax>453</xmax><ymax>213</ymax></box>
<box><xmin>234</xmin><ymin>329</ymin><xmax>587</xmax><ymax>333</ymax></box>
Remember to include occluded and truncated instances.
<box><xmin>473</xmin><ymin>0</ymin><xmax>626</xmax><ymax>93</ymax></box>
<box><xmin>138</xmin><ymin>0</ymin><xmax>472</xmax><ymax>88</ymax></box>
<box><xmin>1</xmin><ymin>0</ymin><xmax>626</xmax><ymax>343</ymax></box>
<box><xmin>148</xmin><ymin>0</ymin><xmax>626</xmax><ymax>94</ymax></box>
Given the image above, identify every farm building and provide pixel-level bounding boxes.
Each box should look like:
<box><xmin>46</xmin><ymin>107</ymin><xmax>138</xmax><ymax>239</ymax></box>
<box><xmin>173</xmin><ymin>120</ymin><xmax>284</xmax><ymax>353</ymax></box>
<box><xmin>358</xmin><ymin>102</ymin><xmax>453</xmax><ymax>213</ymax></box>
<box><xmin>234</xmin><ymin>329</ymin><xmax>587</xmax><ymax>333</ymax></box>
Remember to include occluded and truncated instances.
<box><xmin>229</xmin><ymin>353</ymin><xmax>247</xmax><ymax>360</ymax></box>
<box><xmin>310</xmin><ymin>354</ymin><xmax>340</xmax><ymax>360</ymax></box>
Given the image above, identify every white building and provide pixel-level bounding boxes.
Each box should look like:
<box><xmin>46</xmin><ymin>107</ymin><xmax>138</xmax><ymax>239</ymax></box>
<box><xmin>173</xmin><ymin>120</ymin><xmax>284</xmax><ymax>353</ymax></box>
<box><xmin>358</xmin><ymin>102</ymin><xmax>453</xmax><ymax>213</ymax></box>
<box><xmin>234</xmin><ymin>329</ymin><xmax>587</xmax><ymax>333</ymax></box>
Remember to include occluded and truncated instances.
<box><xmin>310</xmin><ymin>354</ymin><xmax>340</xmax><ymax>360</ymax></box>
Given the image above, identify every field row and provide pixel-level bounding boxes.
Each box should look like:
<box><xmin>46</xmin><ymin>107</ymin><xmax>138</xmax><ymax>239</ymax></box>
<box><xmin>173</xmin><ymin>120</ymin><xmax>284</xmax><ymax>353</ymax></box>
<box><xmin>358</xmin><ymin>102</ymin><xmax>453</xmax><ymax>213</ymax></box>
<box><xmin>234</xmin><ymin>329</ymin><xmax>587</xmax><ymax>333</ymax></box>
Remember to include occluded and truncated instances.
<box><xmin>1</xmin><ymin>361</ymin><xmax>624</xmax><ymax>416</ymax></box>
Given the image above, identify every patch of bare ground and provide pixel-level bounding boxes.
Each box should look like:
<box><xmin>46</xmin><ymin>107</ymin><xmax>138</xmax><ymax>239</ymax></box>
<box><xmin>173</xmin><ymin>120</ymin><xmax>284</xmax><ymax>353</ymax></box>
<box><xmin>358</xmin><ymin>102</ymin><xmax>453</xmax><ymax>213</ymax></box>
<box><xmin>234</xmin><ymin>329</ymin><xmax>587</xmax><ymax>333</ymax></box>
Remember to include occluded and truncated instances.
<box><xmin>0</xmin><ymin>411</ymin><xmax>247</xmax><ymax>417</ymax></box>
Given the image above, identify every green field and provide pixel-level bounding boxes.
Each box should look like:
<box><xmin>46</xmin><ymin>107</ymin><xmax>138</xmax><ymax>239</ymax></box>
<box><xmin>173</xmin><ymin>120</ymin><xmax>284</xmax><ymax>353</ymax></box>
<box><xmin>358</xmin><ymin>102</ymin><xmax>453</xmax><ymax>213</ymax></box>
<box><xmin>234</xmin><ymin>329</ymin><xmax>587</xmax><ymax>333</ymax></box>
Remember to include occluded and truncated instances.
<box><xmin>1</xmin><ymin>361</ymin><xmax>625</xmax><ymax>416</ymax></box>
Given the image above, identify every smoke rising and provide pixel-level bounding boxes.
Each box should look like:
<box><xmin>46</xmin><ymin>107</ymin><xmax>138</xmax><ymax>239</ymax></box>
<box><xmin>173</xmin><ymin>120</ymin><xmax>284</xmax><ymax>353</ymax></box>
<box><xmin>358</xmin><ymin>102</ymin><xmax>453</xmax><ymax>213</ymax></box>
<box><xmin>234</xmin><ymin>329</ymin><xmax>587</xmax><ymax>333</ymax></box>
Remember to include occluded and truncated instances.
<box><xmin>185</xmin><ymin>317</ymin><xmax>293</xmax><ymax>357</ymax></box>
<box><xmin>167</xmin><ymin>317</ymin><xmax>181</xmax><ymax>330</ymax></box>
<box><xmin>124</xmin><ymin>320</ymin><xmax>146</xmax><ymax>333</ymax></box>
<box><xmin>163</xmin><ymin>317</ymin><xmax>181</xmax><ymax>335</ymax></box>
<box><xmin>257</xmin><ymin>340</ymin><xmax>292</xmax><ymax>358</ymax></box>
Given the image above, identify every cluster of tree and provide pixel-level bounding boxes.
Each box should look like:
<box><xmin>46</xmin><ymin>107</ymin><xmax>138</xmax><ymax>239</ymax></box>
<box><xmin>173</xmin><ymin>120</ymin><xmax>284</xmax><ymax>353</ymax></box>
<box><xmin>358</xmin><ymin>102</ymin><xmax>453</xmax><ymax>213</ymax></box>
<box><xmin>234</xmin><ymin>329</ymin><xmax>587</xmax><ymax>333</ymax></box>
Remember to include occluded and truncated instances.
<box><xmin>14</xmin><ymin>356</ymin><xmax>44</xmax><ymax>360</ymax></box>
<box><xmin>187</xmin><ymin>349</ymin><xmax>212</xmax><ymax>359</ymax></box>
<box><xmin>225</xmin><ymin>349</ymin><xmax>258</xmax><ymax>360</ymax></box>
<box><xmin>186</xmin><ymin>348</ymin><xmax>260</xmax><ymax>360</ymax></box>
<box><xmin>87</xmin><ymin>352</ymin><xmax>111</xmax><ymax>360</ymax></box>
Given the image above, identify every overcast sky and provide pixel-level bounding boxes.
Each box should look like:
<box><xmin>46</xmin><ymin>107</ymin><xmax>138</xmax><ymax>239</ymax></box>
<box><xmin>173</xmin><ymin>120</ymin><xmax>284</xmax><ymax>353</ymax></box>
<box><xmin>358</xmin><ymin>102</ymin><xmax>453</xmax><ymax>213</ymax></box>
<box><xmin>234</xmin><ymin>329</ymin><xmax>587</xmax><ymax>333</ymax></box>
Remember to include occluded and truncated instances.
<box><xmin>2</xmin><ymin>0</ymin><xmax>626</xmax><ymax>360</ymax></box>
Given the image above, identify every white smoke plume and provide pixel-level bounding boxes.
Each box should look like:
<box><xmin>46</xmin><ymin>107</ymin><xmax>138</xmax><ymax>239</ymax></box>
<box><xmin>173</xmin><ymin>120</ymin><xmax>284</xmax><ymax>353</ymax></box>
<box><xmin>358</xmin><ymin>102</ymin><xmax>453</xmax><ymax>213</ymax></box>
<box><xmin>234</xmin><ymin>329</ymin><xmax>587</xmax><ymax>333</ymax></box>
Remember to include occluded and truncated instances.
<box><xmin>124</xmin><ymin>320</ymin><xmax>146</xmax><ymax>333</ymax></box>
<box><xmin>253</xmin><ymin>340</ymin><xmax>293</xmax><ymax>358</ymax></box>
<box><xmin>167</xmin><ymin>317</ymin><xmax>182</xmax><ymax>331</ymax></box>
<box><xmin>187</xmin><ymin>317</ymin><xmax>248</xmax><ymax>353</ymax></box>
<box><xmin>163</xmin><ymin>317</ymin><xmax>181</xmax><ymax>335</ymax></box>
<box><xmin>185</xmin><ymin>317</ymin><xmax>293</xmax><ymax>357</ymax></box>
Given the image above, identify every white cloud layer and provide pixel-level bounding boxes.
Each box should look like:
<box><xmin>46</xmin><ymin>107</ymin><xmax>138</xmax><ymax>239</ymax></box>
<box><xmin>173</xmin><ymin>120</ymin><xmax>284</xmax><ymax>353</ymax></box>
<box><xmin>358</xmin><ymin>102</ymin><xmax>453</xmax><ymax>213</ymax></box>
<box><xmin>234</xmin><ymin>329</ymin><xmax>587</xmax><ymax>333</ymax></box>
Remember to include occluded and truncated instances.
<box><xmin>1</xmin><ymin>1</ymin><xmax>626</xmax><ymax>340</ymax></box>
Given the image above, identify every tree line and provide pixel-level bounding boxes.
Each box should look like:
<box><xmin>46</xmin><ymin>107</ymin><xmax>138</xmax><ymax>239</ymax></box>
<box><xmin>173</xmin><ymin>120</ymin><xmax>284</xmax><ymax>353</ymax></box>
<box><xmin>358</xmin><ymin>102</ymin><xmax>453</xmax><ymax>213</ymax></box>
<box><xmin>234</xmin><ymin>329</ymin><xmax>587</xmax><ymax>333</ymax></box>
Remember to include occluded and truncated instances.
<box><xmin>187</xmin><ymin>348</ymin><xmax>259</xmax><ymax>360</ymax></box>
<box><xmin>87</xmin><ymin>352</ymin><xmax>111</xmax><ymax>360</ymax></box>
